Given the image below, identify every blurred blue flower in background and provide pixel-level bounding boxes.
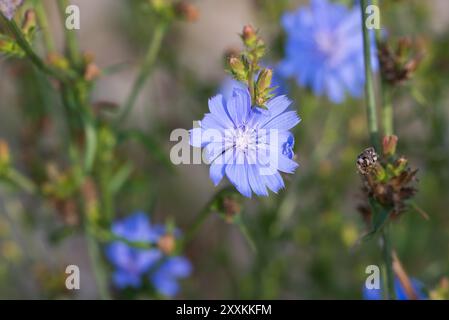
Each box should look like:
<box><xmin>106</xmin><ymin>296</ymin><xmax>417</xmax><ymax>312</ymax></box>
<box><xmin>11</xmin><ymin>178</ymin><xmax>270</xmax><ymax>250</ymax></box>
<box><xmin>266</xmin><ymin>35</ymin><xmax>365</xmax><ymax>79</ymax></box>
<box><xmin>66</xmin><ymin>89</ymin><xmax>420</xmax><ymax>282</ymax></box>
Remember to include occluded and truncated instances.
<box><xmin>106</xmin><ymin>212</ymin><xmax>192</xmax><ymax>297</ymax></box>
<box><xmin>151</xmin><ymin>256</ymin><xmax>192</xmax><ymax>297</ymax></box>
<box><xmin>363</xmin><ymin>277</ymin><xmax>427</xmax><ymax>300</ymax></box>
<box><xmin>190</xmin><ymin>88</ymin><xmax>300</xmax><ymax>197</ymax></box>
<box><xmin>279</xmin><ymin>0</ymin><xmax>377</xmax><ymax>103</ymax></box>
<box><xmin>0</xmin><ymin>0</ymin><xmax>23</xmax><ymax>20</ymax></box>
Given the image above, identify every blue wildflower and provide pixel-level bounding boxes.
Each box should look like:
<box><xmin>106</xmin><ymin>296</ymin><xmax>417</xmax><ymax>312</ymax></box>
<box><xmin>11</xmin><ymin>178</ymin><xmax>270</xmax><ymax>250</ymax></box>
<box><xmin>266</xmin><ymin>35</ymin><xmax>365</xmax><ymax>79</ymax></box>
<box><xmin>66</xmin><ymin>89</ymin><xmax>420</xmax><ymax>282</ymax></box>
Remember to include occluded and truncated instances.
<box><xmin>363</xmin><ymin>277</ymin><xmax>427</xmax><ymax>300</ymax></box>
<box><xmin>0</xmin><ymin>0</ymin><xmax>23</xmax><ymax>20</ymax></box>
<box><xmin>279</xmin><ymin>0</ymin><xmax>377</xmax><ymax>103</ymax></box>
<box><xmin>105</xmin><ymin>212</ymin><xmax>192</xmax><ymax>297</ymax></box>
<box><xmin>190</xmin><ymin>88</ymin><xmax>300</xmax><ymax>198</ymax></box>
<box><xmin>151</xmin><ymin>256</ymin><xmax>192</xmax><ymax>297</ymax></box>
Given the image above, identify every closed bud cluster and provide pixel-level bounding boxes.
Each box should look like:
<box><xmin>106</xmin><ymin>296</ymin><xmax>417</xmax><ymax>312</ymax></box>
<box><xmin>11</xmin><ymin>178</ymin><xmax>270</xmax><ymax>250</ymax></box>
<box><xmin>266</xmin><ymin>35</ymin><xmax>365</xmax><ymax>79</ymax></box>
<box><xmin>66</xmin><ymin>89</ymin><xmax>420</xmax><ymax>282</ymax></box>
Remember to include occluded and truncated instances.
<box><xmin>255</xmin><ymin>68</ymin><xmax>274</xmax><ymax>107</ymax></box>
<box><xmin>241</xmin><ymin>25</ymin><xmax>257</xmax><ymax>47</ymax></box>
<box><xmin>226</xmin><ymin>54</ymin><xmax>247</xmax><ymax>82</ymax></box>
<box><xmin>241</xmin><ymin>25</ymin><xmax>265</xmax><ymax>61</ymax></box>
<box><xmin>378</xmin><ymin>37</ymin><xmax>425</xmax><ymax>86</ymax></box>
<box><xmin>357</xmin><ymin>144</ymin><xmax>418</xmax><ymax>221</ymax></box>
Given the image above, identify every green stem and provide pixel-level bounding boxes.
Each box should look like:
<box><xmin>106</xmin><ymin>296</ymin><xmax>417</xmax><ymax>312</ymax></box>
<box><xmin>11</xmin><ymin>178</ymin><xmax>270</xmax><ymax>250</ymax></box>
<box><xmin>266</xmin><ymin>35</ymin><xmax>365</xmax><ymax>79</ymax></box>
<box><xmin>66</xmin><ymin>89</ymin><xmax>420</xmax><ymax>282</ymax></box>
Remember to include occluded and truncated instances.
<box><xmin>57</xmin><ymin>0</ymin><xmax>81</xmax><ymax>67</ymax></box>
<box><xmin>372</xmin><ymin>0</ymin><xmax>394</xmax><ymax>137</ymax></box>
<box><xmin>181</xmin><ymin>187</ymin><xmax>235</xmax><ymax>250</ymax></box>
<box><xmin>382</xmin><ymin>85</ymin><xmax>394</xmax><ymax>136</ymax></box>
<box><xmin>361</xmin><ymin>0</ymin><xmax>380</xmax><ymax>150</ymax></box>
<box><xmin>235</xmin><ymin>215</ymin><xmax>257</xmax><ymax>254</ymax></box>
<box><xmin>381</xmin><ymin>225</ymin><xmax>395</xmax><ymax>300</ymax></box>
<box><xmin>182</xmin><ymin>197</ymin><xmax>215</xmax><ymax>249</ymax></box>
<box><xmin>85</xmin><ymin>226</ymin><xmax>111</xmax><ymax>300</ymax></box>
<box><xmin>34</xmin><ymin>0</ymin><xmax>56</xmax><ymax>53</ymax></box>
<box><xmin>2</xmin><ymin>17</ymin><xmax>65</xmax><ymax>80</ymax></box>
<box><xmin>248</xmin><ymin>61</ymin><xmax>256</xmax><ymax>105</ymax></box>
<box><xmin>4</xmin><ymin>169</ymin><xmax>38</xmax><ymax>194</ymax></box>
<box><xmin>117</xmin><ymin>22</ymin><xmax>167</xmax><ymax>124</ymax></box>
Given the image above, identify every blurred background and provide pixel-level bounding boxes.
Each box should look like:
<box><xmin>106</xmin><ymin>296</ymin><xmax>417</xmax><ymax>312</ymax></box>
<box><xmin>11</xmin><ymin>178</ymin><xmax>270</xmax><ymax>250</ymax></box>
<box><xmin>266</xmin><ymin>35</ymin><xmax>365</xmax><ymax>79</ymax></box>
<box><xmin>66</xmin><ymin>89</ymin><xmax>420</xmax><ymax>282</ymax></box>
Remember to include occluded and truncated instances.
<box><xmin>0</xmin><ymin>0</ymin><xmax>448</xmax><ymax>299</ymax></box>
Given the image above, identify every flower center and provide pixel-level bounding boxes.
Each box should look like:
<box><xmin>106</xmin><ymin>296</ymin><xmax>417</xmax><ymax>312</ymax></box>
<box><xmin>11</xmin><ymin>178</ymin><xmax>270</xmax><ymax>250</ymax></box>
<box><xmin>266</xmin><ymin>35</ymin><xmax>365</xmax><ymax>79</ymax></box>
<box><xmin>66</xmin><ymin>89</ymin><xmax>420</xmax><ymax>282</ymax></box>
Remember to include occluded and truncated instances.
<box><xmin>315</xmin><ymin>31</ymin><xmax>335</xmax><ymax>56</ymax></box>
<box><xmin>233</xmin><ymin>127</ymin><xmax>256</xmax><ymax>152</ymax></box>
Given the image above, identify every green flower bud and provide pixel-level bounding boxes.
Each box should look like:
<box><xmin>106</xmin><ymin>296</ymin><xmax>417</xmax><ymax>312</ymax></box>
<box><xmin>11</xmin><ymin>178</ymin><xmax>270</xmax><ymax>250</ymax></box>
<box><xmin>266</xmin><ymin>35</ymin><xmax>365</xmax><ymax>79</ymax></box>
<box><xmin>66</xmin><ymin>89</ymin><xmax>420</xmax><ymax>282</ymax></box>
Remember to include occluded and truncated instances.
<box><xmin>21</xmin><ymin>10</ymin><xmax>36</xmax><ymax>36</ymax></box>
<box><xmin>227</xmin><ymin>55</ymin><xmax>247</xmax><ymax>82</ymax></box>
<box><xmin>256</xmin><ymin>68</ymin><xmax>272</xmax><ymax>94</ymax></box>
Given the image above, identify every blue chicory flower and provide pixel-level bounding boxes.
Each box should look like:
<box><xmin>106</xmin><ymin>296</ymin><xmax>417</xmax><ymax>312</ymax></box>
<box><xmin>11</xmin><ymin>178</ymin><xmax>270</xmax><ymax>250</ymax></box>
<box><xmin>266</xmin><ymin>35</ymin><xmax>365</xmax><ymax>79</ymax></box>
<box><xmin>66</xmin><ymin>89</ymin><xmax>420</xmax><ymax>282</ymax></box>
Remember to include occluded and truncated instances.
<box><xmin>105</xmin><ymin>212</ymin><xmax>192</xmax><ymax>297</ymax></box>
<box><xmin>190</xmin><ymin>87</ymin><xmax>300</xmax><ymax>198</ymax></box>
<box><xmin>279</xmin><ymin>0</ymin><xmax>377</xmax><ymax>103</ymax></box>
<box><xmin>363</xmin><ymin>277</ymin><xmax>427</xmax><ymax>300</ymax></box>
<box><xmin>0</xmin><ymin>0</ymin><xmax>23</xmax><ymax>20</ymax></box>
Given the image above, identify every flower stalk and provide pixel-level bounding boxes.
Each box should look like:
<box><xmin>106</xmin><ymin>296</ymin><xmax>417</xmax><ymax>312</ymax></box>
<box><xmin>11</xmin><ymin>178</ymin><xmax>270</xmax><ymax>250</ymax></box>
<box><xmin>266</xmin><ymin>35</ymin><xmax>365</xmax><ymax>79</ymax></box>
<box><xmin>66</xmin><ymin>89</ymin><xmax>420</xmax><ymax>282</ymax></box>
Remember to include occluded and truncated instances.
<box><xmin>117</xmin><ymin>22</ymin><xmax>168</xmax><ymax>124</ymax></box>
<box><xmin>361</xmin><ymin>0</ymin><xmax>379</xmax><ymax>151</ymax></box>
<box><xmin>361</xmin><ymin>0</ymin><xmax>395</xmax><ymax>299</ymax></box>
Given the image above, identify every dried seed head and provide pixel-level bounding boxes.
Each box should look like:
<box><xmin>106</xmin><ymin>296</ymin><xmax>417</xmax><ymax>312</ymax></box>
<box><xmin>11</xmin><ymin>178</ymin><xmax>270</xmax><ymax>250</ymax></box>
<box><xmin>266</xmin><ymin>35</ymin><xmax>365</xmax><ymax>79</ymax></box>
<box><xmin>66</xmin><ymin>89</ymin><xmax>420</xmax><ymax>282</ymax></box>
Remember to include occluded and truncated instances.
<box><xmin>356</xmin><ymin>147</ymin><xmax>378</xmax><ymax>175</ymax></box>
<box><xmin>378</xmin><ymin>37</ymin><xmax>424</xmax><ymax>85</ymax></box>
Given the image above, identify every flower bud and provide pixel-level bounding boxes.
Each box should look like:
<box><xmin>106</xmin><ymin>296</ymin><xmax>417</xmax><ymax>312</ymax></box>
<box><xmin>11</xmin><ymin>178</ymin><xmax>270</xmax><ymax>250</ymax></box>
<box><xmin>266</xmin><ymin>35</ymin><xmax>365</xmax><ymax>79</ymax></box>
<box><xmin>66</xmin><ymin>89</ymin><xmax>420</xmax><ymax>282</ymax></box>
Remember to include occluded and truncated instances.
<box><xmin>222</xmin><ymin>197</ymin><xmax>241</xmax><ymax>223</ymax></box>
<box><xmin>84</xmin><ymin>63</ymin><xmax>101</xmax><ymax>81</ymax></box>
<box><xmin>47</xmin><ymin>52</ymin><xmax>70</xmax><ymax>71</ymax></box>
<box><xmin>256</xmin><ymin>68</ymin><xmax>272</xmax><ymax>94</ymax></box>
<box><xmin>382</xmin><ymin>135</ymin><xmax>398</xmax><ymax>157</ymax></box>
<box><xmin>174</xmin><ymin>2</ymin><xmax>199</xmax><ymax>22</ymax></box>
<box><xmin>241</xmin><ymin>25</ymin><xmax>257</xmax><ymax>46</ymax></box>
<box><xmin>0</xmin><ymin>139</ymin><xmax>11</xmax><ymax>171</ymax></box>
<box><xmin>158</xmin><ymin>233</ymin><xmax>176</xmax><ymax>254</ymax></box>
<box><xmin>21</xmin><ymin>9</ymin><xmax>36</xmax><ymax>35</ymax></box>
<box><xmin>227</xmin><ymin>55</ymin><xmax>247</xmax><ymax>82</ymax></box>
<box><xmin>395</xmin><ymin>156</ymin><xmax>408</xmax><ymax>172</ymax></box>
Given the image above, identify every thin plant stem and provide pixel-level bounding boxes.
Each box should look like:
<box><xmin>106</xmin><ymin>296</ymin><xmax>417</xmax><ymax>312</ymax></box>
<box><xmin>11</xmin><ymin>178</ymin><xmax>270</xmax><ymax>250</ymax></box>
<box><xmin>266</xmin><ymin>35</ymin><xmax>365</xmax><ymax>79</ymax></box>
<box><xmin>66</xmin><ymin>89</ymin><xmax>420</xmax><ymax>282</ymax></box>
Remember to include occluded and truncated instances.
<box><xmin>85</xmin><ymin>226</ymin><xmax>111</xmax><ymax>300</ymax></box>
<box><xmin>117</xmin><ymin>22</ymin><xmax>167</xmax><ymax>124</ymax></box>
<box><xmin>181</xmin><ymin>187</ymin><xmax>235</xmax><ymax>250</ymax></box>
<box><xmin>34</xmin><ymin>0</ymin><xmax>56</xmax><ymax>53</ymax></box>
<box><xmin>361</xmin><ymin>0</ymin><xmax>395</xmax><ymax>300</ymax></box>
<box><xmin>182</xmin><ymin>196</ymin><xmax>216</xmax><ymax>249</ymax></box>
<box><xmin>57</xmin><ymin>0</ymin><xmax>81</xmax><ymax>67</ymax></box>
<box><xmin>361</xmin><ymin>0</ymin><xmax>380</xmax><ymax>150</ymax></box>
<box><xmin>235</xmin><ymin>215</ymin><xmax>257</xmax><ymax>254</ymax></box>
<box><xmin>2</xmin><ymin>17</ymin><xmax>66</xmax><ymax>80</ymax></box>
<box><xmin>372</xmin><ymin>0</ymin><xmax>394</xmax><ymax>137</ymax></box>
<box><xmin>381</xmin><ymin>224</ymin><xmax>395</xmax><ymax>299</ymax></box>
<box><xmin>382</xmin><ymin>85</ymin><xmax>394</xmax><ymax>136</ymax></box>
<box><xmin>4</xmin><ymin>169</ymin><xmax>38</xmax><ymax>194</ymax></box>
<box><xmin>248</xmin><ymin>61</ymin><xmax>256</xmax><ymax>105</ymax></box>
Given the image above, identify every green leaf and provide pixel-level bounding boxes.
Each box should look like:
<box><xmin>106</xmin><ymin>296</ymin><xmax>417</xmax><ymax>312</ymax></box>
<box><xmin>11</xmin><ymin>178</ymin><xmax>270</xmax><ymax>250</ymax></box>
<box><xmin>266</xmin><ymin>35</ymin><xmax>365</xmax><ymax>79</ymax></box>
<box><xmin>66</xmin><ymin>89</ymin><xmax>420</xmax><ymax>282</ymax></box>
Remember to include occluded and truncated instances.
<box><xmin>108</xmin><ymin>162</ymin><xmax>133</xmax><ymax>195</ymax></box>
<box><xmin>362</xmin><ymin>198</ymin><xmax>392</xmax><ymax>242</ymax></box>
<box><xmin>83</xmin><ymin>121</ymin><xmax>98</xmax><ymax>172</ymax></box>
